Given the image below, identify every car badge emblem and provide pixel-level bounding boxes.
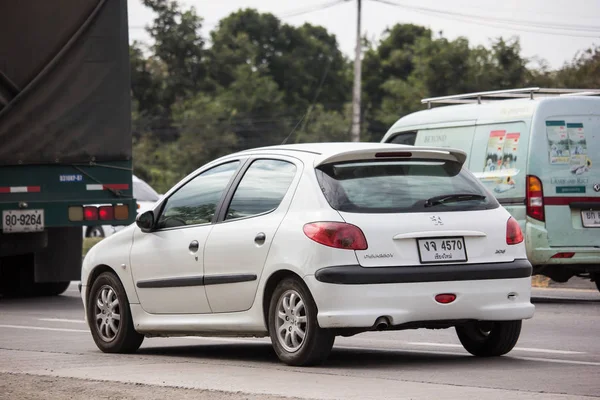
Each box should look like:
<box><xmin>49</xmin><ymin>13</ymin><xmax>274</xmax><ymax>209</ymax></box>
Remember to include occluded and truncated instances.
<box><xmin>594</xmin><ymin>183</ymin><xmax>600</xmax><ymax>192</ymax></box>
<box><xmin>430</xmin><ymin>216</ymin><xmax>443</xmax><ymax>226</ymax></box>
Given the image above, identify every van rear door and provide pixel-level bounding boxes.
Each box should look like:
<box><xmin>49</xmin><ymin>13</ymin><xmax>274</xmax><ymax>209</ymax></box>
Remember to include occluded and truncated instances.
<box><xmin>533</xmin><ymin>110</ymin><xmax>600</xmax><ymax>247</ymax></box>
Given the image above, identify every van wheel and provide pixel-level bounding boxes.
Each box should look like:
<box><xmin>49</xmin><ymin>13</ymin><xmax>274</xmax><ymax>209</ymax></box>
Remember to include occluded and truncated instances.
<box><xmin>268</xmin><ymin>277</ymin><xmax>335</xmax><ymax>366</ymax></box>
<box><xmin>87</xmin><ymin>272</ymin><xmax>144</xmax><ymax>353</ymax></box>
<box><xmin>456</xmin><ymin>320</ymin><xmax>521</xmax><ymax>357</ymax></box>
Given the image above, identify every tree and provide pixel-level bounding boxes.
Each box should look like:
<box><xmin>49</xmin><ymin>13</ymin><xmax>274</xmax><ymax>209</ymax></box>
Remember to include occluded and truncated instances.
<box><xmin>556</xmin><ymin>46</ymin><xmax>600</xmax><ymax>88</ymax></box>
<box><xmin>207</xmin><ymin>9</ymin><xmax>352</xmax><ymax>112</ymax></box>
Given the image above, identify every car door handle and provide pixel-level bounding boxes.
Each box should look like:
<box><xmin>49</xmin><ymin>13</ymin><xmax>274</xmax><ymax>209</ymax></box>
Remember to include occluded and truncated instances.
<box><xmin>254</xmin><ymin>232</ymin><xmax>266</xmax><ymax>245</ymax></box>
<box><xmin>189</xmin><ymin>240</ymin><xmax>199</xmax><ymax>253</ymax></box>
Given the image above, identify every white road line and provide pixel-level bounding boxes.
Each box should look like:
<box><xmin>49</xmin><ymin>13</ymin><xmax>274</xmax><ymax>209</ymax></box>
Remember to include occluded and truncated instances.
<box><xmin>0</xmin><ymin>325</ymin><xmax>89</xmax><ymax>333</ymax></box>
<box><xmin>38</xmin><ymin>318</ymin><xmax>85</xmax><ymax>324</ymax></box>
<box><xmin>406</xmin><ymin>342</ymin><xmax>585</xmax><ymax>355</ymax></box>
<box><xmin>2</xmin><ymin>326</ymin><xmax>598</xmax><ymax>367</ymax></box>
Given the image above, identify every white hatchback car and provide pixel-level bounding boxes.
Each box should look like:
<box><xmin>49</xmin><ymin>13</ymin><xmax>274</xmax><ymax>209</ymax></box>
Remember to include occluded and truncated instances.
<box><xmin>81</xmin><ymin>143</ymin><xmax>535</xmax><ymax>366</ymax></box>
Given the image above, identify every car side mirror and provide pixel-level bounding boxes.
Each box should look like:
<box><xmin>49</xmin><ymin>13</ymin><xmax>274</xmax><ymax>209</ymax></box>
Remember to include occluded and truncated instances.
<box><xmin>136</xmin><ymin>211</ymin><xmax>154</xmax><ymax>233</ymax></box>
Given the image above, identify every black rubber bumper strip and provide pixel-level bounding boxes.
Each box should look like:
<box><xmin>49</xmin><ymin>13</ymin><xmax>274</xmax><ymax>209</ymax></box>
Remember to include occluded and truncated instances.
<box><xmin>314</xmin><ymin>259</ymin><xmax>532</xmax><ymax>285</ymax></box>
<box><xmin>136</xmin><ymin>274</ymin><xmax>257</xmax><ymax>289</ymax></box>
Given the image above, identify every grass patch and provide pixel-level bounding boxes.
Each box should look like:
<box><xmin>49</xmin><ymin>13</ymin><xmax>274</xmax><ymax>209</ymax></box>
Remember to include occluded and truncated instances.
<box><xmin>82</xmin><ymin>237</ymin><xmax>103</xmax><ymax>257</ymax></box>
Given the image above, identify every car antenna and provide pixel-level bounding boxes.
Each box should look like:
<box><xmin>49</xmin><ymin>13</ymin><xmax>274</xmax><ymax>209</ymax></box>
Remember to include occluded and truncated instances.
<box><xmin>281</xmin><ymin>113</ymin><xmax>307</xmax><ymax>145</ymax></box>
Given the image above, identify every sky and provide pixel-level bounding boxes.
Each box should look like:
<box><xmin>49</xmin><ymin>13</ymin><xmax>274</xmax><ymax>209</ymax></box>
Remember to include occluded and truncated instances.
<box><xmin>127</xmin><ymin>0</ymin><xmax>600</xmax><ymax>71</ymax></box>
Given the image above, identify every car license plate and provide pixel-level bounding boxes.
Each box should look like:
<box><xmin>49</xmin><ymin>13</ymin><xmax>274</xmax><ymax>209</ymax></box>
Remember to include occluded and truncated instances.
<box><xmin>2</xmin><ymin>209</ymin><xmax>44</xmax><ymax>233</ymax></box>
<box><xmin>417</xmin><ymin>237</ymin><xmax>467</xmax><ymax>264</ymax></box>
<box><xmin>581</xmin><ymin>210</ymin><xmax>600</xmax><ymax>228</ymax></box>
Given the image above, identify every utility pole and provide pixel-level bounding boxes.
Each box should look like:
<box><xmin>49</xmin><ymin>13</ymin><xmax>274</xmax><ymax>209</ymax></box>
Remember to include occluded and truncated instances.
<box><xmin>350</xmin><ymin>0</ymin><xmax>362</xmax><ymax>142</ymax></box>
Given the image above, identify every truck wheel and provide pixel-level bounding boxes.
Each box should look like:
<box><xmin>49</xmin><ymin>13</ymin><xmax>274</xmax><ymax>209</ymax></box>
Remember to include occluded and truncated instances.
<box><xmin>86</xmin><ymin>226</ymin><xmax>105</xmax><ymax>238</ymax></box>
<box><xmin>268</xmin><ymin>277</ymin><xmax>335</xmax><ymax>366</ymax></box>
<box><xmin>35</xmin><ymin>281</ymin><xmax>71</xmax><ymax>296</ymax></box>
<box><xmin>456</xmin><ymin>320</ymin><xmax>521</xmax><ymax>357</ymax></box>
<box><xmin>87</xmin><ymin>272</ymin><xmax>143</xmax><ymax>353</ymax></box>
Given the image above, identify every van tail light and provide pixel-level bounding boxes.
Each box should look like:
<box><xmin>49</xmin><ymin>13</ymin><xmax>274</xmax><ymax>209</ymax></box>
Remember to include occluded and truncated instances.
<box><xmin>526</xmin><ymin>175</ymin><xmax>544</xmax><ymax>221</ymax></box>
<box><xmin>303</xmin><ymin>222</ymin><xmax>368</xmax><ymax>250</ymax></box>
<box><xmin>506</xmin><ymin>217</ymin><xmax>524</xmax><ymax>245</ymax></box>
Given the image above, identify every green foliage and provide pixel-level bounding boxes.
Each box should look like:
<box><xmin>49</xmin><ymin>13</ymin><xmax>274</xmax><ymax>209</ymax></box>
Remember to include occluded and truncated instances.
<box><xmin>129</xmin><ymin>1</ymin><xmax>598</xmax><ymax>192</ymax></box>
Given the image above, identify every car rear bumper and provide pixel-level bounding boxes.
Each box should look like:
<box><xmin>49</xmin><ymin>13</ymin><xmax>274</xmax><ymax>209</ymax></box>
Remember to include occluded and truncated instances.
<box><xmin>314</xmin><ymin>259</ymin><xmax>532</xmax><ymax>285</ymax></box>
<box><xmin>305</xmin><ymin>271</ymin><xmax>534</xmax><ymax>329</ymax></box>
<box><xmin>526</xmin><ymin>221</ymin><xmax>600</xmax><ymax>266</ymax></box>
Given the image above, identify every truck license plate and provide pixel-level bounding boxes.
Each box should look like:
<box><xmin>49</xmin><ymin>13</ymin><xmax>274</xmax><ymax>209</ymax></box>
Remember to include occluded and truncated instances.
<box><xmin>417</xmin><ymin>237</ymin><xmax>467</xmax><ymax>264</ymax></box>
<box><xmin>2</xmin><ymin>209</ymin><xmax>44</xmax><ymax>233</ymax></box>
<box><xmin>581</xmin><ymin>210</ymin><xmax>600</xmax><ymax>228</ymax></box>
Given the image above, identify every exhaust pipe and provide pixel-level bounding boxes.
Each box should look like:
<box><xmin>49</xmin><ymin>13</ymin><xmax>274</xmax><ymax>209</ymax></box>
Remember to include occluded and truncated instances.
<box><xmin>373</xmin><ymin>316</ymin><xmax>389</xmax><ymax>331</ymax></box>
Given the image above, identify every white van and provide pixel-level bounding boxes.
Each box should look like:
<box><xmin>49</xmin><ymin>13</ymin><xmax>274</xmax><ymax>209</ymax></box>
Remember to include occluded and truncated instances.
<box><xmin>381</xmin><ymin>88</ymin><xmax>600</xmax><ymax>291</ymax></box>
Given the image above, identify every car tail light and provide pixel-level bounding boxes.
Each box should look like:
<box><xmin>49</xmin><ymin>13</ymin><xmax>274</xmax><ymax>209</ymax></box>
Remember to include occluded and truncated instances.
<box><xmin>506</xmin><ymin>217</ymin><xmax>524</xmax><ymax>245</ymax></box>
<box><xmin>98</xmin><ymin>206</ymin><xmax>114</xmax><ymax>221</ymax></box>
<box><xmin>303</xmin><ymin>222</ymin><xmax>368</xmax><ymax>250</ymax></box>
<box><xmin>84</xmin><ymin>206</ymin><xmax>98</xmax><ymax>221</ymax></box>
<box><xmin>526</xmin><ymin>175</ymin><xmax>544</xmax><ymax>221</ymax></box>
<box><xmin>551</xmin><ymin>252</ymin><xmax>575</xmax><ymax>259</ymax></box>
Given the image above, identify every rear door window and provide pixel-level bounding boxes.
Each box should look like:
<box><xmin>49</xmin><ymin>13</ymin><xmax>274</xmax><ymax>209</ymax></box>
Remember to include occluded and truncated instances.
<box><xmin>387</xmin><ymin>131</ymin><xmax>416</xmax><ymax>145</ymax></box>
<box><xmin>316</xmin><ymin>159</ymin><xmax>498</xmax><ymax>214</ymax></box>
<box><xmin>225</xmin><ymin>159</ymin><xmax>297</xmax><ymax>220</ymax></box>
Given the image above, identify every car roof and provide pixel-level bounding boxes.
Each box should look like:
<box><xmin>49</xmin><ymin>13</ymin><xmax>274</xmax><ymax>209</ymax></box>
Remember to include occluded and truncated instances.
<box><xmin>236</xmin><ymin>142</ymin><xmax>411</xmax><ymax>158</ymax></box>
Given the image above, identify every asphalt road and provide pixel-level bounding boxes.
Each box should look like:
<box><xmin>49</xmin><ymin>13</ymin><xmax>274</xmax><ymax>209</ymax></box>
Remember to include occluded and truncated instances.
<box><xmin>0</xmin><ymin>283</ymin><xmax>599</xmax><ymax>400</ymax></box>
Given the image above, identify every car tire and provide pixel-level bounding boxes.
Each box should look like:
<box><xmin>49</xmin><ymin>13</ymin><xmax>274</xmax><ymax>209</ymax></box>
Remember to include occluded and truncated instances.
<box><xmin>268</xmin><ymin>277</ymin><xmax>335</xmax><ymax>366</ymax></box>
<box><xmin>87</xmin><ymin>272</ymin><xmax>144</xmax><ymax>353</ymax></box>
<box><xmin>86</xmin><ymin>226</ymin><xmax>105</xmax><ymax>238</ymax></box>
<box><xmin>456</xmin><ymin>320</ymin><xmax>522</xmax><ymax>357</ymax></box>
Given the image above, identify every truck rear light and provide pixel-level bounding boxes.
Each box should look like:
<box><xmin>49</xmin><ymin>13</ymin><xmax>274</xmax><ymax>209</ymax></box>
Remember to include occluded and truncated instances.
<box><xmin>506</xmin><ymin>217</ymin><xmax>524</xmax><ymax>245</ymax></box>
<box><xmin>84</xmin><ymin>206</ymin><xmax>98</xmax><ymax>221</ymax></box>
<box><xmin>98</xmin><ymin>206</ymin><xmax>114</xmax><ymax>221</ymax></box>
<box><xmin>303</xmin><ymin>222</ymin><xmax>368</xmax><ymax>250</ymax></box>
<box><xmin>114</xmin><ymin>204</ymin><xmax>129</xmax><ymax>220</ymax></box>
<box><xmin>551</xmin><ymin>252</ymin><xmax>575</xmax><ymax>259</ymax></box>
<box><xmin>68</xmin><ymin>206</ymin><xmax>84</xmax><ymax>221</ymax></box>
<box><xmin>526</xmin><ymin>175</ymin><xmax>545</xmax><ymax>221</ymax></box>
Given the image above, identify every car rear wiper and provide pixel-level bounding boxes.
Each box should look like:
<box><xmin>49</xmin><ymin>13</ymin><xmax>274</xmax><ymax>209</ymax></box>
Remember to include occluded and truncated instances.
<box><xmin>424</xmin><ymin>193</ymin><xmax>487</xmax><ymax>207</ymax></box>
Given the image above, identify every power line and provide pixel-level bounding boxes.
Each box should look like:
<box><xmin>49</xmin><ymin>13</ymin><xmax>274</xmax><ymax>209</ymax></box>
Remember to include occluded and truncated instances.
<box><xmin>279</xmin><ymin>0</ymin><xmax>348</xmax><ymax>19</ymax></box>
<box><xmin>371</xmin><ymin>0</ymin><xmax>600</xmax><ymax>38</ymax></box>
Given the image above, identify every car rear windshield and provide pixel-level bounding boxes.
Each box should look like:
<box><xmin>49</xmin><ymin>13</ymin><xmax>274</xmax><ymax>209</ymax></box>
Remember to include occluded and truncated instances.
<box><xmin>316</xmin><ymin>159</ymin><xmax>498</xmax><ymax>213</ymax></box>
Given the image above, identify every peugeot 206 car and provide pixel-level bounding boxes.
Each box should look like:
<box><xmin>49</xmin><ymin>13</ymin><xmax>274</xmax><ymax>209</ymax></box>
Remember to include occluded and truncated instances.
<box><xmin>81</xmin><ymin>143</ymin><xmax>535</xmax><ymax>366</ymax></box>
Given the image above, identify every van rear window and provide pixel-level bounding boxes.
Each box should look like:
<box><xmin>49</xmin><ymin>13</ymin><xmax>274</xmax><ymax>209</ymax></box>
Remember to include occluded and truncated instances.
<box><xmin>316</xmin><ymin>159</ymin><xmax>498</xmax><ymax>213</ymax></box>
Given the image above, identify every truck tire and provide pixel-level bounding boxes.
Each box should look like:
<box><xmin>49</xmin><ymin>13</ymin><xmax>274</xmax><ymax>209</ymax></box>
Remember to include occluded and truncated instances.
<box><xmin>35</xmin><ymin>281</ymin><xmax>71</xmax><ymax>296</ymax></box>
<box><xmin>86</xmin><ymin>226</ymin><xmax>105</xmax><ymax>238</ymax></box>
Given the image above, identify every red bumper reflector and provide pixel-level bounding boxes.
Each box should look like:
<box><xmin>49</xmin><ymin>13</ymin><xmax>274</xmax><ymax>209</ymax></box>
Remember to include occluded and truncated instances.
<box><xmin>435</xmin><ymin>294</ymin><xmax>456</xmax><ymax>304</ymax></box>
<box><xmin>551</xmin><ymin>252</ymin><xmax>575</xmax><ymax>259</ymax></box>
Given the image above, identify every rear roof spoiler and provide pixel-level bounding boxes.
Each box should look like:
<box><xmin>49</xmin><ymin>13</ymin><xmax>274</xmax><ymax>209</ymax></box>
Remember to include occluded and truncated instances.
<box><xmin>314</xmin><ymin>146</ymin><xmax>467</xmax><ymax>167</ymax></box>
